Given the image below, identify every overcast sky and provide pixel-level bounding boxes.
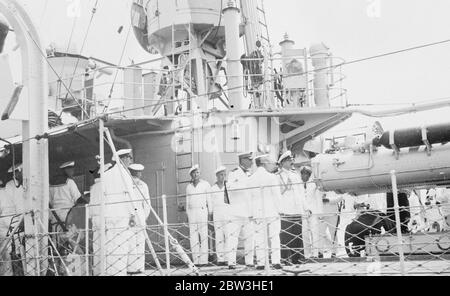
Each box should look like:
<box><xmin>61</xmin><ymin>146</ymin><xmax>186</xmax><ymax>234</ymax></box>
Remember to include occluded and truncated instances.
<box><xmin>8</xmin><ymin>0</ymin><xmax>450</xmax><ymax>133</ymax></box>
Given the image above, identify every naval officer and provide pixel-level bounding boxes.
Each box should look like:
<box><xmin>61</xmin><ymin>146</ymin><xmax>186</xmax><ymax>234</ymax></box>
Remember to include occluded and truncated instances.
<box><xmin>128</xmin><ymin>163</ymin><xmax>151</xmax><ymax>275</ymax></box>
<box><xmin>90</xmin><ymin>149</ymin><xmax>137</xmax><ymax>276</ymax></box>
<box><xmin>248</xmin><ymin>154</ymin><xmax>283</xmax><ymax>270</ymax></box>
<box><xmin>226</xmin><ymin>152</ymin><xmax>255</xmax><ymax>269</ymax></box>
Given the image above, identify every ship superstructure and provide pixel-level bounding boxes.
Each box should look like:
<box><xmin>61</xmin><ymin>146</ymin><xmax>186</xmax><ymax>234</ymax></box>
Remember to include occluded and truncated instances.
<box><xmin>0</xmin><ymin>0</ymin><xmax>450</xmax><ymax>276</ymax></box>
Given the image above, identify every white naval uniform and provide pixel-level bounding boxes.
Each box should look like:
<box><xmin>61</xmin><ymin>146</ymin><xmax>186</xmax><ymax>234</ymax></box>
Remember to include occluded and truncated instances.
<box><xmin>0</xmin><ymin>181</ymin><xmax>24</xmax><ymax>276</ymax></box>
<box><xmin>302</xmin><ymin>177</ymin><xmax>322</xmax><ymax>258</ymax></box>
<box><xmin>0</xmin><ymin>186</ymin><xmax>13</xmax><ymax>276</ymax></box>
<box><xmin>248</xmin><ymin>167</ymin><xmax>282</xmax><ymax>266</ymax></box>
<box><xmin>319</xmin><ymin>191</ymin><xmax>344</xmax><ymax>257</ymax></box>
<box><xmin>226</xmin><ymin>167</ymin><xmax>255</xmax><ymax>266</ymax></box>
<box><xmin>436</xmin><ymin>188</ymin><xmax>450</xmax><ymax>230</ymax></box>
<box><xmin>186</xmin><ymin>180</ymin><xmax>211</xmax><ymax>265</ymax></box>
<box><xmin>49</xmin><ymin>178</ymin><xmax>81</xmax><ymax>225</ymax></box>
<box><xmin>90</xmin><ymin>164</ymin><xmax>136</xmax><ymax>276</ymax></box>
<box><xmin>209</xmin><ymin>183</ymin><xmax>230</xmax><ymax>263</ymax></box>
<box><xmin>278</xmin><ymin>168</ymin><xmax>306</xmax><ymax>216</ymax></box>
<box><xmin>128</xmin><ymin>176</ymin><xmax>151</xmax><ymax>273</ymax></box>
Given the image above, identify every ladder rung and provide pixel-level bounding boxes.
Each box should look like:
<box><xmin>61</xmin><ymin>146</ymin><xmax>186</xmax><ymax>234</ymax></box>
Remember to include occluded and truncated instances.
<box><xmin>177</xmin><ymin>166</ymin><xmax>192</xmax><ymax>171</ymax></box>
<box><xmin>259</xmin><ymin>21</ymin><xmax>268</xmax><ymax>27</ymax></box>
<box><xmin>176</xmin><ymin>152</ymin><xmax>192</xmax><ymax>157</ymax></box>
<box><xmin>178</xmin><ymin>181</ymin><xmax>191</xmax><ymax>185</ymax></box>
<box><xmin>257</xmin><ymin>7</ymin><xmax>264</xmax><ymax>13</ymax></box>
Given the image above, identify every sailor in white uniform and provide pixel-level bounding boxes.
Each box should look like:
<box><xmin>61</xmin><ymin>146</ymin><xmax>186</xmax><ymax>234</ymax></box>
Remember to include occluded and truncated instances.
<box><xmin>277</xmin><ymin>151</ymin><xmax>307</xmax><ymax>265</ymax></box>
<box><xmin>208</xmin><ymin>166</ymin><xmax>230</xmax><ymax>266</ymax></box>
<box><xmin>226</xmin><ymin>152</ymin><xmax>255</xmax><ymax>269</ymax></box>
<box><xmin>49</xmin><ymin>161</ymin><xmax>82</xmax><ymax>226</ymax></box>
<box><xmin>318</xmin><ymin>191</ymin><xmax>344</xmax><ymax>258</ymax></box>
<box><xmin>186</xmin><ymin>165</ymin><xmax>212</xmax><ymax>266</ymax></box>
<box><xmin>248</xmin><ymin>154</ymin><xmax>283</xmax><ymax>270</ymax></box>
<box><xmin>299</xmin><ymin>166</ymin><xmax>322</xmax><ymax>259</ymax></box>
<box><xmin>128</xmin><ymin>164</ymin><xmax>151</xmax><ymax>275</ymax></box>
<box><xmin>90</xmin><ymin>149</ymin><xmax>137</xmax><ymax>276</ymax></box>
<box><xmin>0</xmin><ymin>164</ymin><xmax>24</xmax><ymax>276</ymax></box>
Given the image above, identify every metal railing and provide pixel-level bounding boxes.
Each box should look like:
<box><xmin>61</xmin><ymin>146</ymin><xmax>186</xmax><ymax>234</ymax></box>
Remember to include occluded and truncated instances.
<box><xmin>47</xmin><ymin>54</ymin><xmax>348</xmax><ymax>120</ymax></box>
<box><xmin>1</xmin><ymin>181</ymin><xmax>449</xmax><ymax>276</ymax></box>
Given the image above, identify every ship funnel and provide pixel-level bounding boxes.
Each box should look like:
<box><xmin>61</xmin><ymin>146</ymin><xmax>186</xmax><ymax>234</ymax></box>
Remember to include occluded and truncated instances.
<box><xmin>310</xmin><ymin>42</ymin><xmax>331</xmax><ymax>108</ymax></box>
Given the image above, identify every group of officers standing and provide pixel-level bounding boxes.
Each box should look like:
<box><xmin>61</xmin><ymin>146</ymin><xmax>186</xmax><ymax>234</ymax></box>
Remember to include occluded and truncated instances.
<box><xmin>185</xmin><ymin>151</ymin><xmax>343</xmax><ymax>270</ymax></box>
<box><xmin>0</xmin><ymin>149</ymin><xmax>151</xmax><ymax>276</ymax></box>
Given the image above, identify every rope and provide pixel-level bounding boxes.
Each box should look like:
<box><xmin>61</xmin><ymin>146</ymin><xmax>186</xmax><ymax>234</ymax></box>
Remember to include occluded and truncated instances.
<box><xmin>106</xmin><ymin>24</ymin><xmax>133</xmax><ymax>108</ymax></box>
<box><xmin>63</xmin><ymin>0</ymin><xmax>101</xmax><ymax>117</ymax></box>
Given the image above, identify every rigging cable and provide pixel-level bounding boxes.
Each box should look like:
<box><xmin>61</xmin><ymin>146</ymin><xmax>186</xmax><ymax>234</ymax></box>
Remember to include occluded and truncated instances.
<box><xmin>63</xmin><ymin>0</ymin><xmax>101</xmax><ymax>116</ymax></box>
<box><xmin>283</xmin><ymin>37</ymin><xmax>450</xmax><ymax>79</ymax></box>
<box><xmin>25</xmin><ymin>28</ymin><xmax>90</xmax><ymax>119</ymax></box>
<box><xmin>105</xmin><ymin>24</ymin><xmax>133</xmax><ymax>113</ymax></box>
<box><xmin>5</xmin><ymin>88</ymin><xmax>450</xmax><ymax>149</ymax></box>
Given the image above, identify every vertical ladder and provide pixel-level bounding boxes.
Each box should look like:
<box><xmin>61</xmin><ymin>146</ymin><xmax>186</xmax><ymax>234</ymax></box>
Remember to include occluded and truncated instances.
<box><xmin>174</xmin><ymin>119</ymin><xmax>194</xmax><ymax>224</ymax></box>
<box><xmin>256</xmin><ymin>0</ymin><xmax>275</xmax><ymax>108</ymax></box>
<box><xmin>256</xmin><ymin>0</ymin><xmax>271</xmax><ymax>50</ymax></box>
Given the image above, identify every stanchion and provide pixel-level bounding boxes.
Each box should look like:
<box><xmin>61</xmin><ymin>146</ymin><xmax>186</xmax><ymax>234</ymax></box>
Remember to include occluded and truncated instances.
<box><xmin>85</xmin><ymin>205</ymin><xmax>90</xmax><ymax>276</ymax></box>
<box><xmin>260</xmin><ymin>186</ymin><xmax>270</xmax><ymax>275</ymax></box>
<box><xmin>99</xmin><ymin>118</ymin><xmax>106</xmax><ymax>276</ymax></box>
<box><xmin>31</xmin><ymin>211</ymin><xmax>41</xmax><ymax>276</ymax></box>
<box><xmin>390</xmin><ymin>170</ymin><xmax>406</xmax><ymax>276</ymax></box>
<box><xmin>162</xmin><ymin>195</ymin><xmax>171</xmax><ymax>273</ymax></box>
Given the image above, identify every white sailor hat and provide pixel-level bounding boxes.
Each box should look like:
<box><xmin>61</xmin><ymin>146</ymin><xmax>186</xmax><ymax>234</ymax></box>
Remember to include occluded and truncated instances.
<box><xmin>59</xmin><ymin>161</ymin><xmax>75</xmax><ymax>169</ymax></box>
<box><xmin>129</xmin><ymin>163</ymin><xmax>145</xmax><ymax>172</ymax></box>
<box><xmin>238</xmin><ymin>152</ymin><xmax>253</xmax><ymax>160</ymax></box>
<box><xmin>278</xmin><ymin>151</ymin><xmax>293</xmax><ymax>164</ymax></box>
<box><xmin>189</xmin><ymin>164</ymin><xmax>200</xmax><ymax>176</ymax></box>
<box><xmin>8</xmin><ymin>163</ymin><xmax>22</xmax><ymax>173</ymax></box>
<box><xmin>113</xmin><ymin>149</ymin><xmax>133</xmax><ymax>161</ymax></box>
<box><xmin>300</xmin><ymin>165</ymin><xmax>312</xmax><ymax>173</ymax></box>
<box><xmin>215</xmin><ymin>166</ymin><xmax>227</xmax><ymax>175</ymax></box>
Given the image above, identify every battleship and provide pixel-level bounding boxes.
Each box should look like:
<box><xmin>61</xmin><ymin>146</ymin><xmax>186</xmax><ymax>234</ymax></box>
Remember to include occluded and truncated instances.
<box><xmin>0</xmin><ymin>0</ymin><xmax>449</xmax><ymax>277</ymax></box>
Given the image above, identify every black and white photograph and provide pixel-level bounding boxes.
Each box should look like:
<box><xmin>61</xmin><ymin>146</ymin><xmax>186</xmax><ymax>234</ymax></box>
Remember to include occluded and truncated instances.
<box><xmin>0</xmin><ymin>0</ymin><xmax>450</xmax><ymax>283</ymax></box>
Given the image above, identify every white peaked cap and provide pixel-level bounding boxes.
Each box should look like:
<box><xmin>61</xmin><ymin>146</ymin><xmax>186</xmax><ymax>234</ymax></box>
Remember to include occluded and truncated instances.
<box><xmin>254</xmin><ymin>153</ymin><xmax>269</xmax><ymax>161</ymax></box>
<box><xmin>129</xmin><ymin>163</ymin><xmax>145</xmax><ymax>171</ymax></box>
<box><xmin>117</xmin><ymin>149</ymin><xmax>132</xmax><ymax>157</ymax></box>
<box><xmin>238</xmin><ymin>152</ymin><xmax>253</xmax><ymax>159</ymax></box>
<box><xmin>60</xmin><ymin>161</ymin><xmax>75</xmax><ymax>169</ymax></box>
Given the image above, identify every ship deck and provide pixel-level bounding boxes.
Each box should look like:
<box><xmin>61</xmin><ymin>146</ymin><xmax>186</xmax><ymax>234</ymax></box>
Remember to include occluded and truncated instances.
<box><xmin>142</xmin><ymin>255</ymin><xmax>450</xmax><ymax>276</ymax></box>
